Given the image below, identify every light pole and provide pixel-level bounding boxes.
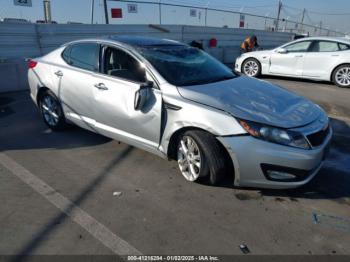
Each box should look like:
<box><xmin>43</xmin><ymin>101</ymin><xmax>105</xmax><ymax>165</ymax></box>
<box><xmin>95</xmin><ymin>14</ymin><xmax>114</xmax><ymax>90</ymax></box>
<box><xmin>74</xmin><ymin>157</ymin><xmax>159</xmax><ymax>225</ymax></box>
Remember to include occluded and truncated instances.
<box><xmin>43</xmin><ymin>0</ymin><xmax>52</xmax><ymax>23</ymax></box>
<box><xmin>90</xmin><ymin>0</ymin><xmax>95</xmax><ymax>24</ymax></box>
<box><xmin>103</xmin><ymin>0</ymin><xmax>109</xmax><ymax>24</ymax></box>
<box><xmin>264</xmin><ymin>13</ymin><xmax>270</xmax><ymax>30</ymax></box>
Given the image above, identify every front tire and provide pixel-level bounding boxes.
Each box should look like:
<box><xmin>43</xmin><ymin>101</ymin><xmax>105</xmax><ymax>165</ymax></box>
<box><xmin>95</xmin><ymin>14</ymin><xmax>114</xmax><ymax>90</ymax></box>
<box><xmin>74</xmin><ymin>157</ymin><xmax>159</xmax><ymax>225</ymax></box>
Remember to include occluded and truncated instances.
<box><xmin>242</xmin><ymin>58</ymin><xmax>261</xmax><ymax>78</ymax></box>
<box><xmin>332</xmin><ymin>64</ymin><xmax>350</xmax><ymax>88</ymax></box>
<box><xmin>39</xmin><ymin>90</ymin><xmax>67</xmax><ymax>131</ymax></box>
<box><xmin>177</xmin><ymin>130</ymin><xmax>227</xmax><ymax>185</ymax></box>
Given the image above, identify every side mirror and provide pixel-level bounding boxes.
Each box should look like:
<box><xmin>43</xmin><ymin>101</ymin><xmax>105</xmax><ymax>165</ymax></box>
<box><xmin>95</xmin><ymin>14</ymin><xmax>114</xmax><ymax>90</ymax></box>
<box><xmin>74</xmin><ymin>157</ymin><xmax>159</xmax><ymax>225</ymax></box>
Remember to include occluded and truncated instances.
<box><xmin>134</xmin><ymin>81</ymin><xmax>153</xmax><ymax>111</ymax></box>
<box><xmin>276</xmin><ymin>48</ymin><xmax>288</xmax><ymax>54</ymax></box>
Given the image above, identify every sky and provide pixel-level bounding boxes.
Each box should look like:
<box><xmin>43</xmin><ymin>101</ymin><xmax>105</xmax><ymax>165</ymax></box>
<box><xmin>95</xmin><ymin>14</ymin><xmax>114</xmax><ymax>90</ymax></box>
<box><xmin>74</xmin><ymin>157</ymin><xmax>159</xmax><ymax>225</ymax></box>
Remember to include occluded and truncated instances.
<box><xmin>0</xmin><ymin>0</ymin><xmax>349</xmax><ymax>33</ymax></box>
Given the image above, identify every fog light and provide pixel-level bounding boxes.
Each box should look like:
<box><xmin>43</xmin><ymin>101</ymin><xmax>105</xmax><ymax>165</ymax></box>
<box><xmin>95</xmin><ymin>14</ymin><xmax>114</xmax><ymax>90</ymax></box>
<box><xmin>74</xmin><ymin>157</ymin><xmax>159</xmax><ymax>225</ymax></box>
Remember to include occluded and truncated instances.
<box><xmin>261</xmin><ymin>164</ymin><xmax>312</xmax><ymax>182</ymax></box>
<box><xmin>266</xmin><ymin>171</ymin><xmax>297</xmax><ymax>181</ymax></box>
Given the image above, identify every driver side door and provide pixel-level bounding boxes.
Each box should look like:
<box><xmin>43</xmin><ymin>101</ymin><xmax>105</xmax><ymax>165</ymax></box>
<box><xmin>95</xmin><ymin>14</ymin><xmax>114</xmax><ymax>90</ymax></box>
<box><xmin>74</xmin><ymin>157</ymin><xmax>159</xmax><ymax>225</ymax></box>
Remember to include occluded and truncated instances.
<box><xmin>92</xmin><ymin>45</ymin><xmax>163</xmax><ymax>155</ymax></box>
<box><xmin>269</xmin><ymin>41</ymin><xmax>312</xmax><ymax>76</ymax></box>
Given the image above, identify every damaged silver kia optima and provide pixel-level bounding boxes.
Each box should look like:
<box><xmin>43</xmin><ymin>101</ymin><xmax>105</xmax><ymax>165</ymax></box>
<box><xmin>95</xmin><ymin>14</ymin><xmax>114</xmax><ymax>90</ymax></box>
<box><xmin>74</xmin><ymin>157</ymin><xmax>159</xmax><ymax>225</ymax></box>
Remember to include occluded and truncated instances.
<box><xmin>28</xmin><ymin>36</ymin><xmax>332</xmax><ymax>189</ymax></box>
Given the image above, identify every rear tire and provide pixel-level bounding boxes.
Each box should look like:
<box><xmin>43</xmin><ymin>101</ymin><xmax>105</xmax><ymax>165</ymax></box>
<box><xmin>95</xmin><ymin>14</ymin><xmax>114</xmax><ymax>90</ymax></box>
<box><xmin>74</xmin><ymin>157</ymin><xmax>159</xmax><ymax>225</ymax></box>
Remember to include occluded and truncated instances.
<box><xmin>332</xmin><ymin>64</ymin><xmax>350</xmax><ymax>88</ymax></box>
<box><xmin>177</xmin><ymin>130</ymin><xmax>228</xmax><ymax>185</ymax></box>
<box><xmin>39</xmin><ymin>90</ymin><xmax>67</xmax><ymax>131</ymax></box>
<box><xmin>242</xmin><ymin>58</ymin><xmax>261</xmax><ymax>78</ymax></box>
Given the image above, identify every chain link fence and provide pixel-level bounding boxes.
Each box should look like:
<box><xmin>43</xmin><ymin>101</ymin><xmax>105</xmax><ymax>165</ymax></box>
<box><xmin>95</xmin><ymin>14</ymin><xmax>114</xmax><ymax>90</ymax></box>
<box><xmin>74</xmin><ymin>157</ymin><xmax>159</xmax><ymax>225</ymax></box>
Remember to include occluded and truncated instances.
<box><xmin>106</xmin><ymin>0</ymin><xmax>345</xmax><ymax>37</ymax></box>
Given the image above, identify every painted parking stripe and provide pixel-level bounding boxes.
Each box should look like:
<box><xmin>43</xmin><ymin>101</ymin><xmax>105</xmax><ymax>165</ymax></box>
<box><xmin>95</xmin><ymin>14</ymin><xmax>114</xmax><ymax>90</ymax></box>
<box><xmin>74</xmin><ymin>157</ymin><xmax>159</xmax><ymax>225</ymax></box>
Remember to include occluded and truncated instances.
<box><xmin>0</xmin><ymin>153</ymin><xmax>142</xmax><ymax>256</ymax></box>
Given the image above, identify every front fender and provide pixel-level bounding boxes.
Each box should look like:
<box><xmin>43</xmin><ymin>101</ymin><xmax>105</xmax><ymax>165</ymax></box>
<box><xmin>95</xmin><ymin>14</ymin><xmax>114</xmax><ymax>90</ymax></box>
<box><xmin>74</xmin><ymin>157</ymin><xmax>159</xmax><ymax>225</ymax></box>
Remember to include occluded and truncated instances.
<box><xmin>159</xmin><ymin>96</ymin><xmax>246</xmax><ymax>155</ymax></box>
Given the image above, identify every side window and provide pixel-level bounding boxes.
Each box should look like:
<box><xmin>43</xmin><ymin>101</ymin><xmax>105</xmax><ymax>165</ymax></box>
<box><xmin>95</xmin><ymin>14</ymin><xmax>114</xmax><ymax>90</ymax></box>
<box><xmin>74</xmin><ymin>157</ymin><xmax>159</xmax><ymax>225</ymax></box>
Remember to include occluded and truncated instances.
<box><xmin>284</xmin><ymin>41</ymin><xmax>312</xmax><ymax>53</ymax></box>
<box><xmin>62</xmin><ymin>45</ymin><xmax>71</xmax><ymax>64</ymax></box>
<box><xmin>68</xmin><ymin>43</ymin><xmax>99</xmax><ymax>72</ymax></box>
<box><xmin>339</xmin><ymin>43</ymin><xmax>350</xmax><ymax>50</ymax></box>
<box><xmin>311</xmin><ymin>41</ymin><xmax>340</xmax><ymax>52</ymax></box>
<box><xmin>103</xmin><ymin>47</ymin><xmax>146</xmax><ymax>83</ymax></box>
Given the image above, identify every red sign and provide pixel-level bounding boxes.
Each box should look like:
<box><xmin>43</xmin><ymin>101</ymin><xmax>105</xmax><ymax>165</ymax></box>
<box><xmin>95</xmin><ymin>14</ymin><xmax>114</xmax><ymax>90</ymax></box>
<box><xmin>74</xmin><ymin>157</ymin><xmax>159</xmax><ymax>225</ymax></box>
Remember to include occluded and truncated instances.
<box><xmin>111</xmin><ymin>8</ymin><xmax>123</xmax><ymax>18</ymax></box>
<box><xmin>239</xmin><ymin>14</ymin><xmax>245</xmax><ymax>28</ymax></box>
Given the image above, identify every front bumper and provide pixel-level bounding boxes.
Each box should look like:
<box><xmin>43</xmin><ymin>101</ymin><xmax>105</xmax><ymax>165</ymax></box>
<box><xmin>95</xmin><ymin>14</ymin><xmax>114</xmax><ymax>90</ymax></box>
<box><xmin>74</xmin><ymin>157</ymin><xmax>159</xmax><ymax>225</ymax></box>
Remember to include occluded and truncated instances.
<box><xmin>234</xmin><ymin>56</ymin><xmax>244</xmax><ymax>73</ymax></box>
<box><xmin>217</xmin><ymin>128</ymin><xmax>332</xmax><ymax>189</ymax></box>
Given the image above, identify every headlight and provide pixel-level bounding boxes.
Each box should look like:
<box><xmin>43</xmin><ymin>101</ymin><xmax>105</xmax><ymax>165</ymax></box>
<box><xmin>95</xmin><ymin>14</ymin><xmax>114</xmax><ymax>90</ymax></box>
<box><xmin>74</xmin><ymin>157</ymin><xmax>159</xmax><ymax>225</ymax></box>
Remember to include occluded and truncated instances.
<box><xmin>239</xmin><ymin>120</ymin><xmax>310</xmax><ymax>149</ymax></box>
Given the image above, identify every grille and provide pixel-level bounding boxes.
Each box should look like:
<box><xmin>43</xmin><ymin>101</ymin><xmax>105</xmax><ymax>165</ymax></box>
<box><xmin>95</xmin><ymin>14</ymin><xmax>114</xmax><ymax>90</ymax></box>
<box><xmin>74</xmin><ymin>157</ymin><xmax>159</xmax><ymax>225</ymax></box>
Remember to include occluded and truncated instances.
<box><xmin>307</xmin><ymin>124</ymin><xmax>330</xmax><ymax>147</ymax></box>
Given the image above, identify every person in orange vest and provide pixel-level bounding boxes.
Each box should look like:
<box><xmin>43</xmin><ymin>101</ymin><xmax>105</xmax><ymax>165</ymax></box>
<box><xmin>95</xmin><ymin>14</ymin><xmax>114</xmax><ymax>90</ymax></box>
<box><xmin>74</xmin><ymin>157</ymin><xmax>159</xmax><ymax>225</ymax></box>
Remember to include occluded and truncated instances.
<box><xmin>240</xmin><ymin>35</ymin><xmax>259</xmax><ymax>54</ymax></box>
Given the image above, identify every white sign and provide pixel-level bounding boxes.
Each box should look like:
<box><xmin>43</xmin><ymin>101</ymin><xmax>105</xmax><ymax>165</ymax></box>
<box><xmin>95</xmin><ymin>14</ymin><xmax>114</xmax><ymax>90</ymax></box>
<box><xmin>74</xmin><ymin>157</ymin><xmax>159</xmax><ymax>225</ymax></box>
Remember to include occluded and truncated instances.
<box><xmin>14</xmin><ymin>0</ymin><xmax>32</xmax><ymax>7</ymax></box>
<box><xmin>127</xmin><ymin>4</ymin><xmax>138</xmax><ymax>13</ymax></box>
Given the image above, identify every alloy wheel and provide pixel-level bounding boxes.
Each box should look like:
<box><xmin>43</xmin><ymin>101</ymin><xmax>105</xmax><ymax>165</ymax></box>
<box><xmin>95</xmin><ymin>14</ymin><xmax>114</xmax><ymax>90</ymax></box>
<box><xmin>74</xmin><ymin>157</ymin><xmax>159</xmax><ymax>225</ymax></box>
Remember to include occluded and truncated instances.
<box><xmin>177</xmin><ymin>136</ymin><xmax>202</xmax><ymax>182</ymax></box>
<box><xmin>243</xmin><ymin>60</ymin><xmax>259</xmax><ymax>77</ymax></box>
<box><xmin>41</xmin><ymin>95</ymin><xmax>60</xmax><ymax>127</ymax></box>
<box><xmin>335</xmin><ymin>66</ymin><xmax>350</xmax><ymax>87</ymax></box>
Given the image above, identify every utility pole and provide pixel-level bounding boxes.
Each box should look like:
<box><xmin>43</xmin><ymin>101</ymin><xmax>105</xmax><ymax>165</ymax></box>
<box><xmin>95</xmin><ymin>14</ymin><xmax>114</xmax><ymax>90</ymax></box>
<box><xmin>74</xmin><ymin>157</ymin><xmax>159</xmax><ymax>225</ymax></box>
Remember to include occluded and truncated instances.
<box><xmin>43</xmin><ymin>0</ymin><xmax>52</xmax><ymax>23</ymax></box>
<box><xmin>275</xmin><ymin>0</ymin><xmax>282</xmax><ymax>31</ymax></box>
<box><xmin>103</xmin><ymin>0</ymin><xmax>109</xmax><ymax>24</ymax></box>
<box><xmin>159</xmin><ymin>0</ymin><xmax>162</xmax><ymax>25</ymax></box>
<box><xmin>300</xmin><ymin>8</ymin><xmax>306</xmax><ymax>33</ymax></box>
<box><xmin>90</xmin><ymin>0</ymin><xmax>95</xmax><ymax>24</ymax></box>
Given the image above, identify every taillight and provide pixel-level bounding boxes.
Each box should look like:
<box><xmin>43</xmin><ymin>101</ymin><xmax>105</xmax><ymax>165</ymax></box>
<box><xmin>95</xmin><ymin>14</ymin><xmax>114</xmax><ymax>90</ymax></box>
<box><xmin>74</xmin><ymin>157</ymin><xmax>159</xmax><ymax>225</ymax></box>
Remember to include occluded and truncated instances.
<box><xmin>28</xmin><ymin>59</ymin><xmax>38</xmax><ymax>69</ymax></box>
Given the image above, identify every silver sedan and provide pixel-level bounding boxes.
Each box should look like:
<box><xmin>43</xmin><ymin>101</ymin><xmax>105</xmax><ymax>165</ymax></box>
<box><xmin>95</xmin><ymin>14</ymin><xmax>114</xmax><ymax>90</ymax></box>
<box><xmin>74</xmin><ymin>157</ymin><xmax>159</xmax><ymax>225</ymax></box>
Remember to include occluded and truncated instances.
<box><xmin>28</xmin><ymin>36</ymin><xmax>332</xmax><ymax>189</ymax></box>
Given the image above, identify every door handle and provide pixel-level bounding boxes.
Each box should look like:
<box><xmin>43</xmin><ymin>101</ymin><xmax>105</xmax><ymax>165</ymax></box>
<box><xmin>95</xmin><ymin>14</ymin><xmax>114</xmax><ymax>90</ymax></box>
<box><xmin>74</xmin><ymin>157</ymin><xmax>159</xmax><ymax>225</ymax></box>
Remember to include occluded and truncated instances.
<box><xmin>294</xmin><ymin>55</ymin><xmax>303</xmax><ymax>58</ymax></box>
<box><xmin>331</xmin><ymin>55</ymin><xmax>339</xmax><ymax>57</ymax></box>
<box><xmin>94</xmin><ymin>83</ymin><xmax>108</xmax><ymax>90</ymax></box>
<box><xmin>54</xmin><ymin>70</ymin><xmax>63</xmax><ymax>77</ymax></box>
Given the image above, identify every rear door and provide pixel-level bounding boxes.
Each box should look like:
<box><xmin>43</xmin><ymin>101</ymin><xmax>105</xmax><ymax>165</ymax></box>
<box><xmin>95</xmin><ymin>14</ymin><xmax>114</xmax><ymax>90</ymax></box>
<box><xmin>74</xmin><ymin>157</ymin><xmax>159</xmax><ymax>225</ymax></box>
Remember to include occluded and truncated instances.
<box><xmin>91</xmin><ymin>45</ymin><xmax>163</xmax><ymax>154</ymax></box>
<box><xmin>303</xmin><ymin>41</ymin><xmax>345</xmax><ymax>78</ymax></box>
<box><xmin>54</xmin><ymin>42</ymin><xmax>100</xmax><ymax>131</ymax></box>
<box><xmin>269</xmin><ymin>40</ymin><xmax>312</xmax><ymax>76</ymax></box>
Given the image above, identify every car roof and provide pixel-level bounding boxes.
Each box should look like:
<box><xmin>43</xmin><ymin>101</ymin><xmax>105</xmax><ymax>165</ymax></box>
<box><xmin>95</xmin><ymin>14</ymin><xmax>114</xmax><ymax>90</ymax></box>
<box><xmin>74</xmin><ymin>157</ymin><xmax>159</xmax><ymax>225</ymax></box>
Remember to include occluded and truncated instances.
<box><xmin>106</xmin><ymin>35</ymin><xmax>185</xmax><ymax>47</ymax></box>
<box><xmin>293</xmin><ymin>36</ymin><xmax>350</xmax><ymax>44</ymax></box>
<box><xmin>63</xmin><ymin>36</ymin><xmax>186</xmax><ymax>50</ymax></box>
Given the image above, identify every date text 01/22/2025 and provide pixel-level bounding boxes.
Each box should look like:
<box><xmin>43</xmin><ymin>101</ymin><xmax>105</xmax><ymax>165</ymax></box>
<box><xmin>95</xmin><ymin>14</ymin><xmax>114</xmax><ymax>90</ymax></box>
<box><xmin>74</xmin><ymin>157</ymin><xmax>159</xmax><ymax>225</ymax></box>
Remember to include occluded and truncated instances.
<box><xmin>127</xmin><ymin>255</ymin><xmax>220</xmax><ymax>261</ymax></box>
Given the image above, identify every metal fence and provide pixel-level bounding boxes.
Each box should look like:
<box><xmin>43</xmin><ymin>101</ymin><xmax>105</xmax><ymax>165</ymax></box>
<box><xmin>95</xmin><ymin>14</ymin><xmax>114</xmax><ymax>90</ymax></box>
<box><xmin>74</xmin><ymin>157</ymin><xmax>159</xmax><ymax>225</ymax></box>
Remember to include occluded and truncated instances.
<box><xmin>106</xmin><ymin>0</ymin><xmax>344</xmax><ymax>37</ymax></box>
<box><xmin>0</xmin><ymin>23</ymin><xmax>294</xmax><ymax>92</ymax></box>
<box><xmin>0</xmin><ymin>23</ymin><xmax>294</xmax><ymax>61</ymax></box>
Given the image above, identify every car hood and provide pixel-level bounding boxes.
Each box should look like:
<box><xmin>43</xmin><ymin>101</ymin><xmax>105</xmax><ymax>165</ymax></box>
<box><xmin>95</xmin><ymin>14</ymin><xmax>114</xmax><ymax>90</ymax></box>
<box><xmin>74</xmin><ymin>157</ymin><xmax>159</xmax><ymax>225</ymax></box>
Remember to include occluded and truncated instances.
<box><xmin>240</xmin><ymin>50</ymin><xmax>273</xmax><ymax>58</ymax></box>
<box><xmin>177</xmin><ymin>76</ymin><xmax>322</xmax><ymax>129</ymax></box>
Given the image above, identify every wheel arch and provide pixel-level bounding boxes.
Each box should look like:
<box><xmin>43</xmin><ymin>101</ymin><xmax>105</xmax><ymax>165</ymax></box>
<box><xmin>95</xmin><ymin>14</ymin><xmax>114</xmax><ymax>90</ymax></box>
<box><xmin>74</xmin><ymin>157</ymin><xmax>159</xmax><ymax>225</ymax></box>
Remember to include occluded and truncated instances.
<box><xmin>167</xmin><ymin>126</ymin><xmax>207</xmax><ymax>160</ymax></box>
<box><xmin>167</xmin><ymin>126</ymin><xmax>235</xmax><ymax>184</ymax></box>
<box><xmin>36</xmin><ymin>86</ymin><xmax>50</xmax><ymax>105</ymax></box>
<box><xmin>330</xmin><ymin>63</ymin><xmax>350</xmax><ymax>82</ymax></box>
<box><xmin>241</xmin><ymin>57</ymin><xmax>262</xmax><ymax>75</ymax></box>
<box><xmin>167</xmin><ymin>127</ymin><xmax>233</xmax><ymax>167</ymax></box>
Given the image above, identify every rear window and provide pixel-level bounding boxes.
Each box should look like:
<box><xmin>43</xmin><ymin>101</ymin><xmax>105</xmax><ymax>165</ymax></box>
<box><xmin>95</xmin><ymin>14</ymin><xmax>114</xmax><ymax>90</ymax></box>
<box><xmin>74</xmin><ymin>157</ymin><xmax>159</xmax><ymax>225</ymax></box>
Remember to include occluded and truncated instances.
<box><xmin>339</xmin><ymin>43</ymin><xmax>350</xmax><ymax>50</ymax></box>
<box><xmin>62</xmin><ymin>43</ymin><xmax>99</xmax><ymax>72</ymax></box>
<box><xmin>316</xmin><ymin>41</ymin><xmax>339</xmax><ymax>52</ymax></box>
<box><xmin>310</xmin><ymin>41</ymin><xmax>350</xmax><ymax>52</ymax></box>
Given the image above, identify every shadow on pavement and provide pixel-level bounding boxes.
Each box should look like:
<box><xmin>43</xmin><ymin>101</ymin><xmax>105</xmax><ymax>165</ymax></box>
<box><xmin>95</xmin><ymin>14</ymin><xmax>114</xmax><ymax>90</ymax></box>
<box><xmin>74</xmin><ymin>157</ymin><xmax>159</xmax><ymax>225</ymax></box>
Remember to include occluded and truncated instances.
<box><xmin>0</xmin><ymin>91</ymin><xmax>111</xmax><ymax>151</ymax></box>
<box><xmin>11</xmin><ymin>146</ymin><xmax>133</xmax><ymax>259</ymax></box>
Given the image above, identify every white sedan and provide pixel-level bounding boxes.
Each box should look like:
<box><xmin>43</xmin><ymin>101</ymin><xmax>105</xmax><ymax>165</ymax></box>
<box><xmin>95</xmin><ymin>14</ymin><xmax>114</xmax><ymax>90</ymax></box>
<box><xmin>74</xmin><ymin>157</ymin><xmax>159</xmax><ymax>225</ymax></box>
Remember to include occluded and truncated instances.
<box><xmin>235</xmin><ymin>37</ymin><xmax>350</xmax><ymax>88</ymax></box>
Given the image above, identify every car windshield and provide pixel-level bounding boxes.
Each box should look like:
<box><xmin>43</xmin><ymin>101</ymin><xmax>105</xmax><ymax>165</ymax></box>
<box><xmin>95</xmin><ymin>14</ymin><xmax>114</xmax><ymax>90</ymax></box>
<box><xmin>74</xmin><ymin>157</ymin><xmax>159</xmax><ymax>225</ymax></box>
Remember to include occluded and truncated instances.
<box><xmin>138</xmin><ymin>45</ymin><xmax>236</xmax><ymax>86</ymax></box>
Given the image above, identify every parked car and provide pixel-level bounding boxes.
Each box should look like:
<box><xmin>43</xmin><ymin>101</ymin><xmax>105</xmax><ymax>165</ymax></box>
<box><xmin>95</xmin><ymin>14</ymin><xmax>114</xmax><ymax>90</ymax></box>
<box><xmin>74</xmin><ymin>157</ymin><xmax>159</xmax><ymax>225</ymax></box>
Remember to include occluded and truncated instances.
<box><xmin>235</xmin><ymin>37</ymin><xmax>350</xmax><ymax>88</ymax></box>
<box><xmin>28</xmin><ymin>36</ymin><xmax>332</xmax><ymax>189</ymax></box>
